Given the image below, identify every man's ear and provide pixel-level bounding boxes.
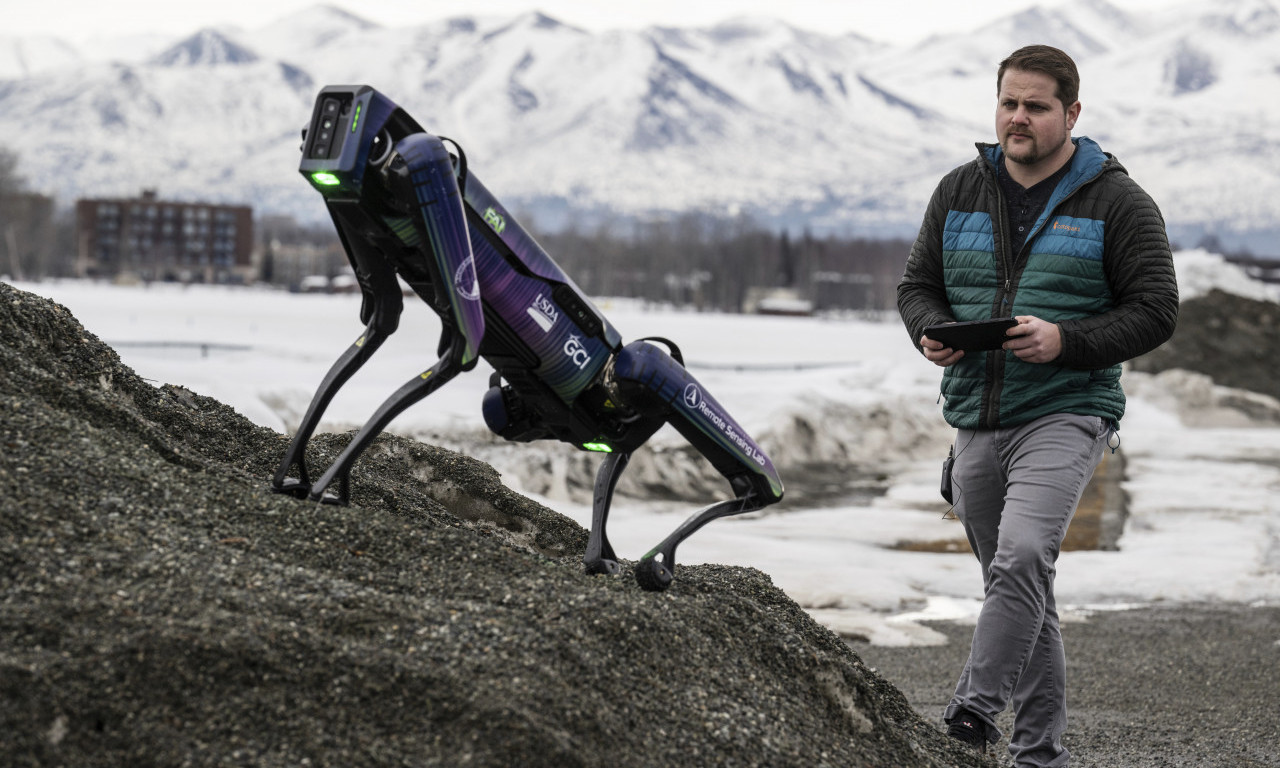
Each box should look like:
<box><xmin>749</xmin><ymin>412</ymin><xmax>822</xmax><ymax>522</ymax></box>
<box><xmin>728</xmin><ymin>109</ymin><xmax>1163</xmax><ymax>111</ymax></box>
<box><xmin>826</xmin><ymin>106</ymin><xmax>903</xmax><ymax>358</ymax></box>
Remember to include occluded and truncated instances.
<box><xmin>1066</xmin><ymin>100</ymin><xmax>1081</xmax><ymax>131</ymax></box>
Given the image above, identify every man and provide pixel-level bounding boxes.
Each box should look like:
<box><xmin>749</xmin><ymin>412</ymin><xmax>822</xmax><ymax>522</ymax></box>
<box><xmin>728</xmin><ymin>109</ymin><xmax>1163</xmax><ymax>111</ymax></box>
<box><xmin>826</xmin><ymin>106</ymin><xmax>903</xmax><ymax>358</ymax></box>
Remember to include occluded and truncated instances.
<box><xmin>896</xmin><ymin>45</ymin><xmax>1178</xmax><ymax>767</ymax></box>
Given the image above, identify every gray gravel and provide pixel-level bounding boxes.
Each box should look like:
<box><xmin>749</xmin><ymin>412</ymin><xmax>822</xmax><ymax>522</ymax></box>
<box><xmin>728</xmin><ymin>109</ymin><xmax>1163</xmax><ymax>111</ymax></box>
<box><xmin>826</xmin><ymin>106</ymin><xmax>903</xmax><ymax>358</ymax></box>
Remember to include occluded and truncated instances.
<box><xmin>0</xmin><ymin>280</ymin><xmax>1001</xmax><ymax>766</ymax></box>
<box><xmin>850</xmin><ymin>604</ymin><xmax>1280</xmax><ymax>767</ymax></box>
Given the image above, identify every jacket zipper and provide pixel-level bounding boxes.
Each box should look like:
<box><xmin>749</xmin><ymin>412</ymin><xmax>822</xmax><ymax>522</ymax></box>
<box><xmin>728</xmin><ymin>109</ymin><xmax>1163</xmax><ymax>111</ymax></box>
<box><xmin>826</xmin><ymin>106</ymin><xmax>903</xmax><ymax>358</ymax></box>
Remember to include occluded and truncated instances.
<box><xmin>984</xmin><ymin>167</ymin><xmax>1010</xmax><ymax>428</ymax></box>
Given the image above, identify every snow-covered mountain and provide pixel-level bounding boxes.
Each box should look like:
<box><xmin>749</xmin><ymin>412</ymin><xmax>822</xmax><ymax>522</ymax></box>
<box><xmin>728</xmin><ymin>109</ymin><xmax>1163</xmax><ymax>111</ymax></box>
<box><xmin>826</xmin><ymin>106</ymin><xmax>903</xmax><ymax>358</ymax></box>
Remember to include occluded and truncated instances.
<box><xmin>1</xmin><ymin>0</ymin><xmax>1277</xmax><ymax>249</ymax></box>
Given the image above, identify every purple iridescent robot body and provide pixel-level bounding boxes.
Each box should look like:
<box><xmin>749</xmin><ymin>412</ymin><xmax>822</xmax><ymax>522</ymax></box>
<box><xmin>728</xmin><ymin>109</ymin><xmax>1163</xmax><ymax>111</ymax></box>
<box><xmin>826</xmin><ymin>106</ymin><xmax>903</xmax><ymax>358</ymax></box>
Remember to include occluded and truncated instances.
<box><xmin>272</xmin><ymin>85</ymin><xmax>783</xmax><ymax>590</ymax></box>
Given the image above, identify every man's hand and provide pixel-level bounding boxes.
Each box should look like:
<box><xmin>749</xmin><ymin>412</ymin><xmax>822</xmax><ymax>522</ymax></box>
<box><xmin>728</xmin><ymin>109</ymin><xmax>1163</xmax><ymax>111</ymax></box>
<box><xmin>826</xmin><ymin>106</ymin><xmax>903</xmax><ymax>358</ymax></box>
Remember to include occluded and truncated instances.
<box><xmin>920</xmin><ymin>335</ymin><xmax>964</xmax><ymax>367</ymax></box>
<box><xmin>1004</xmin><ymin>315</ymin><xmax>1061</xmax><ymax>363</ymax></box>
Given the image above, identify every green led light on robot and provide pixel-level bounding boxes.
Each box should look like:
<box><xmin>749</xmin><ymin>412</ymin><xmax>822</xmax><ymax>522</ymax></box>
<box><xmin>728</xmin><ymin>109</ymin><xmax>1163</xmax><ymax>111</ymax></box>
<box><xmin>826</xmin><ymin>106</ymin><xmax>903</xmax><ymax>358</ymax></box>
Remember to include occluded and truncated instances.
<box><xmin>311</xmin><ymin>172</ymin><xmax>341</xmax><ymax>186</ymax></box>
<box><xmin>583</xmin><ymin>442</ymin><xmax>613</xmax><ymax>453</ymax></box>
<box><xmin>351</xmin><ymin>102</ymin><xmax>362</xmax><ymax>133</ymax></box>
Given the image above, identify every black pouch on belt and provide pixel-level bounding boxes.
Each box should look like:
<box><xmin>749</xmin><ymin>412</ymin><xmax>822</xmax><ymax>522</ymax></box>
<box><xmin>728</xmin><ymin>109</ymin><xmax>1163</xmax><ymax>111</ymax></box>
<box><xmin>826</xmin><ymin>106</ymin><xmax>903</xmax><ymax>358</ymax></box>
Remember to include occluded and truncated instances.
<box><xmin>940</xmin><ymin>444</ymin><xmax>955</xmax><ymax>504</ymax></box>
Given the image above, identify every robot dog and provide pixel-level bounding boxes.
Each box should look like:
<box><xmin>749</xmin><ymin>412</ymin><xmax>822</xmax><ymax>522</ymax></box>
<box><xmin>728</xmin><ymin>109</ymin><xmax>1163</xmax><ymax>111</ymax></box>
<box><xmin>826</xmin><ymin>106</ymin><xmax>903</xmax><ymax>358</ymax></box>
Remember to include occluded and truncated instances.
<box><xmin>271</xmin><ymin>85</ymin><xmax>784</xmax><ymax>591</ymax></box>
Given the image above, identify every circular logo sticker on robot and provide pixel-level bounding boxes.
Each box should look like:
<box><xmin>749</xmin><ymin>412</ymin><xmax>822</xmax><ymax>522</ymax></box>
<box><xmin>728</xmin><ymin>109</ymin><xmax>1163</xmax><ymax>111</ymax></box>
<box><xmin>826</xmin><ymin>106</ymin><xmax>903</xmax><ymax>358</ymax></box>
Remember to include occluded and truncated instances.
<box><xmin>454</xmin><ymin>255</ymin><xmax>480</xmax><ymax>302</ymax></box>
<box><xmin>683</xmin><ymin>383</ymin><xmax>702</xmax><ymax>409</ymax></box>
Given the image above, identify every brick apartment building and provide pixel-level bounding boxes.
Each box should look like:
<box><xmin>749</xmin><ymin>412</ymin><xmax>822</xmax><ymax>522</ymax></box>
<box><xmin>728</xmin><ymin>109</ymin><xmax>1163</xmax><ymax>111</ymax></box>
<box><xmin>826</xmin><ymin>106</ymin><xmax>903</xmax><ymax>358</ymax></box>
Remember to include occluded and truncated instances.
<box><xmin>75</xmin><ymin>190</ymin><xmax>255</xmax><ymax>282</ymax></box>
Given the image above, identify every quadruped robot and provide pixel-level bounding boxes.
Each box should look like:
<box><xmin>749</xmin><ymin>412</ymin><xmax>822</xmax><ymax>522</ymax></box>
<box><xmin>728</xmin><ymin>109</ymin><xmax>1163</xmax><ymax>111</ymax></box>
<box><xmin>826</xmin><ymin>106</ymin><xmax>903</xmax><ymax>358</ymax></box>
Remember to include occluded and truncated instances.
<box><xmin>271</xmin><ymin>85</ymin><xmax>784</xmax><ymax>590</ymax></box>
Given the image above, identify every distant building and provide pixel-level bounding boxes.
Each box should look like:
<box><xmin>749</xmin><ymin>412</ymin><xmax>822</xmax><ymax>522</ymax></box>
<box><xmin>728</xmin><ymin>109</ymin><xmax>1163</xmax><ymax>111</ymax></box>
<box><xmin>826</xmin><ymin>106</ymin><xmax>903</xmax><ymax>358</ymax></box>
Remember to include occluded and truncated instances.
<box><xmin>257</xmin><ymin>213</ymin><xmax>350</xmax><ymax>291</ymax></box>
<box><xmin>75</xmin><ymin>190</ymin><xmax>254</xmax><ymax>283</ymax></box>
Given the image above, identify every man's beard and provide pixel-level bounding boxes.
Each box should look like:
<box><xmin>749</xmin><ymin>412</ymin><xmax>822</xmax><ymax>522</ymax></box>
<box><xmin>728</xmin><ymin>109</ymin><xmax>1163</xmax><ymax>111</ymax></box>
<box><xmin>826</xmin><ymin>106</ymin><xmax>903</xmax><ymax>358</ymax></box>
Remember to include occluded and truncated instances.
<box><xmin>1004</xmin><ymin>132</ymin><xmax>1067</xmax><ymax>166</ymax></box>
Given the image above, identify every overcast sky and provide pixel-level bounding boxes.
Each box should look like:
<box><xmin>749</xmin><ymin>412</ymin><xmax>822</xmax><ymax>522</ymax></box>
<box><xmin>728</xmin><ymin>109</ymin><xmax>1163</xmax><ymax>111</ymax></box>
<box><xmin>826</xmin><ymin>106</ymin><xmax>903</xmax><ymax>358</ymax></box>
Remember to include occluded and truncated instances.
<box><xmin>2</xmin><ymin>0</ymin><xmax>1165</xmax><ymax>45</ymax></box>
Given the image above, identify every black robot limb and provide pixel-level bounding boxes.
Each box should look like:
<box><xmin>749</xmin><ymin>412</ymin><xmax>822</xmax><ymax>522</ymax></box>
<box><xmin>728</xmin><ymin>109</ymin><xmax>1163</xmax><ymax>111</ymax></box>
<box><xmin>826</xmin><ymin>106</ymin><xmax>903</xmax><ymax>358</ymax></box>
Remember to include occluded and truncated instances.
<box><xmin>585</xmin><ymin>340</ymin><xmax>785</xmax><ymax>590</ymax></box>
<box><xmin>271</xmin><ymin>202</ymin><xmax>407</xmax><ymax>503</ymax></box>
<box><xmin>584</xmin><ymin>450</ymin><xmax>628</xmax><ymax>576</ymax></box>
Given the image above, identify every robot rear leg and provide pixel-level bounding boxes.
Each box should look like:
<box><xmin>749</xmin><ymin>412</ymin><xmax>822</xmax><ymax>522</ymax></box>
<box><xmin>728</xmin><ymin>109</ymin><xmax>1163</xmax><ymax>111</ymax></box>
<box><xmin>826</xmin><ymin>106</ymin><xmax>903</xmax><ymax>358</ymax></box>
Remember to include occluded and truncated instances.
<box><xmin>602</xmin><ymin>340</ymin><xmax>785</xmax><ymax>590</ymax></box>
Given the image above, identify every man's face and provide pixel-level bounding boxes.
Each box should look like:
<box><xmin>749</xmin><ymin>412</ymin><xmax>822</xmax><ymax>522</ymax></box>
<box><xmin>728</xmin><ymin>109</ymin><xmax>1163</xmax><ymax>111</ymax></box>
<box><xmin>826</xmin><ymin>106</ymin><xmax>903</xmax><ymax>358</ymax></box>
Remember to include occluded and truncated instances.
<box><xmin>996</xmin><ymin>68</ymin><xmax>1080</xmax><ymax>169</ymax></box>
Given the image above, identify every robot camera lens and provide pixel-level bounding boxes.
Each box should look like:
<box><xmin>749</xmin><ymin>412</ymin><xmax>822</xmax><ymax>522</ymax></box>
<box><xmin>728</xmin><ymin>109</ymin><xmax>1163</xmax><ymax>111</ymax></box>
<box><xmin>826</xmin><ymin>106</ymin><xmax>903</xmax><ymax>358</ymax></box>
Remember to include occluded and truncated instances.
<box><xmin>367</xmin><ymin>128</ymin><xmax>394</xmax><ymax>166</ymax></box>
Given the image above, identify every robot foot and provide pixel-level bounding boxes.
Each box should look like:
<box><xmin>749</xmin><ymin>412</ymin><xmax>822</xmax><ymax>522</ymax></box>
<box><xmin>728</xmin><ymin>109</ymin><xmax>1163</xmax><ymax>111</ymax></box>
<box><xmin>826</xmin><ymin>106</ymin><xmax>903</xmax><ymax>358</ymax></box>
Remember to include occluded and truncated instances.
<box><xmin>584</xmin><ymin>558</ymin><xmax>621</xmax><ymax>576</ymax></box>
<box><xmin>635</xmin><ymin>554</ymin><xmax>673</xmax><ymax>592</ymax></box>
<box><xmin>271</xmin><ymin>477</ymin><xmax>313</xmax><ymax>499</ymax></box>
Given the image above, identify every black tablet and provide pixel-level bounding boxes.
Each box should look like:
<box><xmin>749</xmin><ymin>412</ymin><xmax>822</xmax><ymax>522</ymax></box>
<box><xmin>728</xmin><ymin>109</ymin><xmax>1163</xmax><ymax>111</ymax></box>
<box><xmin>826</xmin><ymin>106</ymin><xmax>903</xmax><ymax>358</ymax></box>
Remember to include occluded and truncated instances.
<box><xmin>923</xmin><ymin>318</ymin><xmax>1018</xmax><ymax>352</ymax></box>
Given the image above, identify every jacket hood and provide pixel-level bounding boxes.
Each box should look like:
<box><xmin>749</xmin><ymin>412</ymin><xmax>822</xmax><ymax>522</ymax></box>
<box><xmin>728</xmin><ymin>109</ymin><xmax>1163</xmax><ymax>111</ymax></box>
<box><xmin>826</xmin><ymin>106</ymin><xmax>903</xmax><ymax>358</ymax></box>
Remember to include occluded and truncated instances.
<box><xmin>977</xmin><ymin>136</ymin><xmax>1118</xmax><ymax>186</ymax></box>
<box><xmin>976</xmin><ymin>137</ymin><xmax>1121</xmax><ymax>244</ymax></box>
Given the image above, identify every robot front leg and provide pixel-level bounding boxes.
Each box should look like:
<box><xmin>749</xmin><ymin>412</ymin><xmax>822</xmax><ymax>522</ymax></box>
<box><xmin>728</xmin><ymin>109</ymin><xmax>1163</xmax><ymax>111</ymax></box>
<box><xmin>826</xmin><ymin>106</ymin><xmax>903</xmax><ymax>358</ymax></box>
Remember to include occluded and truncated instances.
<box><xmin>271</xmin><ymin>329</ymin><xmax>380</xmax><ymax>503</ymax></box>
<box><xmin>304</xmin><ymin>335</ymin><xmax>467</xmax><ymax>503</ymax></box>
<box><xmin>272</xmin><ymin>204</ymin><xmax>407</xmax><ymax>501</ymax></box>
<box><xmin>272</xmin><ymin>297</ymin><xmax>401</xmax><ymax>501</ymax></box>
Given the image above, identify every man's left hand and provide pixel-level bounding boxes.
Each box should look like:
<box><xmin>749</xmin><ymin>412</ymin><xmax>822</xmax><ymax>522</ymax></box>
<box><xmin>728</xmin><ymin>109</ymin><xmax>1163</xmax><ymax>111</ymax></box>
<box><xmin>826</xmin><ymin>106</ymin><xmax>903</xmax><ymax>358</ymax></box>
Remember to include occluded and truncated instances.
<box><xmin>1004</xmin><ymin>315</ymin><xmax>1061</xmax><ymax>363</ymax></box>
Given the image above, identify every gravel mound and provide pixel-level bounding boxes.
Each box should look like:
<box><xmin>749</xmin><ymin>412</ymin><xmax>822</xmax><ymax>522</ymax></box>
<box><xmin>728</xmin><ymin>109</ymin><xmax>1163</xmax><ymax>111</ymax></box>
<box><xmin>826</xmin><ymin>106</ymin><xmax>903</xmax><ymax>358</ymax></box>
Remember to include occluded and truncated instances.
<box><xmin>1132</xmin><ymin>288</ymin><xmax>1280</xmax><ymax>401</ymax></box>
<box><xmin>0</xmin><ymin>281</ymin><xmax>995</xmax><ymax>767</ymax></box>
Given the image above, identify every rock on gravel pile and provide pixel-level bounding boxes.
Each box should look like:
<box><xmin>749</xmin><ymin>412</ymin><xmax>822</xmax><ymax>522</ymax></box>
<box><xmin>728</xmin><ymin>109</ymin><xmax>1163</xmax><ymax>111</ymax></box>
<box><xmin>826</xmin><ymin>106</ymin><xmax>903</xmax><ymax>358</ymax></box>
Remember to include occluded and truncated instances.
<box><xmin>0</xmin><ymin>282</ymin><xmax>996</xmax><ymax>767</ymax></box>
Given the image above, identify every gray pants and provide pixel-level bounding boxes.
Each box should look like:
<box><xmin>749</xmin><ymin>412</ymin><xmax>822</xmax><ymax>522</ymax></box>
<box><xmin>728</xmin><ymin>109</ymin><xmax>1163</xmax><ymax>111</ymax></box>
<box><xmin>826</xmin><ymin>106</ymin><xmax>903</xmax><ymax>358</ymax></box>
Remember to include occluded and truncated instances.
<box><xmin>944</xmin><ymin>413</ymin><xmax>1110</xmax><ymax>768</ymax></box>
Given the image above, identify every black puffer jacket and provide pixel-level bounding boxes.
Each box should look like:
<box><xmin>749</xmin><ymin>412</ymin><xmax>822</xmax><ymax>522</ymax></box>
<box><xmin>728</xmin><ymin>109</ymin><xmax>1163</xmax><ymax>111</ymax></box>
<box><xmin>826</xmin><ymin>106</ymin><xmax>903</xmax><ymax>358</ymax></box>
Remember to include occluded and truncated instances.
<box><xmin>897</xmin><ymin>137</ymin><xmax>1179</xmax><ymax>429</ymax></box>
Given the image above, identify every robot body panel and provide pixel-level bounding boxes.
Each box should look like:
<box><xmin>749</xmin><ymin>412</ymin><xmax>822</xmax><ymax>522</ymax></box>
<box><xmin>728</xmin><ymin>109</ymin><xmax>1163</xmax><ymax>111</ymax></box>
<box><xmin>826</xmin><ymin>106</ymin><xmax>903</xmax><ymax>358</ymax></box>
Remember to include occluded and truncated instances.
<box><xmin>468</xmin><ymin>230</ymin><xmax>614</xmax><ymax>405</ymax></box>
<box><xmin>462</xmin><ymin>175</ymin><xmax>620</xmax><ymax>349</ymax></box>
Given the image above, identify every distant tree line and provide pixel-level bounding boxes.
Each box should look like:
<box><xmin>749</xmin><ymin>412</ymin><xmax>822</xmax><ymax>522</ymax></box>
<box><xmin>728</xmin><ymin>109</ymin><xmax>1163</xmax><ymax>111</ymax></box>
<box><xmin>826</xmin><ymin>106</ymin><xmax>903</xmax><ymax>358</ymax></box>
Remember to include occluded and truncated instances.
<box><xmin>0</xmin><ymin>148</ymin><xmax>75</xmax><ymax>280</ymax></box>
<box><xmin>257</xmin><ymin>208</ymin><xmax>913</xmax><ymax>312</ymax></box>
<box><xmin>530</xmin><ymin>212</ymin><xmax>911</xmax><ymax>313</ymax></box>
<box><xmin>261</xmin><ymin>210</ymin><xmax>914</xmax><ymax>313</ymax></box>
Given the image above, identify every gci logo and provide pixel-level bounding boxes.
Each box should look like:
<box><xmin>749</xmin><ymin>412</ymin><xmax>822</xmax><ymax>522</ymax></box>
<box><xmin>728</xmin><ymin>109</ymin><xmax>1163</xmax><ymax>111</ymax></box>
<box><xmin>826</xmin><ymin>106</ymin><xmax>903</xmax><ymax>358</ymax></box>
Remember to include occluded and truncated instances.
<box><xmin>564</xmin><ymin>335</ymin><xmax>592</xmax><ymax>370</ymax></box>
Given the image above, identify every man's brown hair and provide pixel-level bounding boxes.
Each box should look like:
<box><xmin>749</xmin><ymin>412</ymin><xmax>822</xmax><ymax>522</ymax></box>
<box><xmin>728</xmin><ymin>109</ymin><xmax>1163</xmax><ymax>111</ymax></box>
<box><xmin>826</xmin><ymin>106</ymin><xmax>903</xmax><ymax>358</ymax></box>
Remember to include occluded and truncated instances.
<box><xmin>997</xmin><ymin>45</ymin><xmax>1080</xmax><ymax>108</ymax></box>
